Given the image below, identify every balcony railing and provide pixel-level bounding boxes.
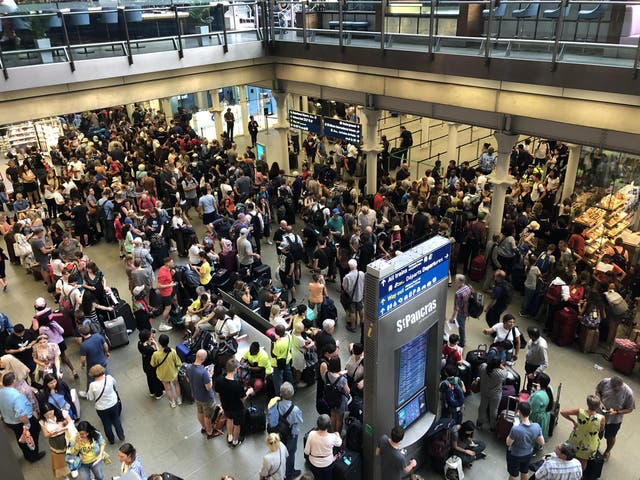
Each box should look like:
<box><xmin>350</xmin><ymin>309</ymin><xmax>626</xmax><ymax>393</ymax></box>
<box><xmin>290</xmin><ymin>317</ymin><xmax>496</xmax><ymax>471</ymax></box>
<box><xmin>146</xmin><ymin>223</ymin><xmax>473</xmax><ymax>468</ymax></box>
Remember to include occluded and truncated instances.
<box><xmin>1</xmin><ymin>0</ymin><xmax>640</xmax><ymax>78</ymax></box>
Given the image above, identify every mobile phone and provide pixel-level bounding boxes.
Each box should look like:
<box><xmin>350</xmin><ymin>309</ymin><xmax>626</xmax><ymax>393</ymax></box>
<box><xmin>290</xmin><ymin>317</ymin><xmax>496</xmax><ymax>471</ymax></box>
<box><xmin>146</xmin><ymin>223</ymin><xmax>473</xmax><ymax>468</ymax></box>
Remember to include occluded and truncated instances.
<box><xmin>343</xmin><ymin>456</ymin><xmax>351</xmax><ymax>466</ymax></box>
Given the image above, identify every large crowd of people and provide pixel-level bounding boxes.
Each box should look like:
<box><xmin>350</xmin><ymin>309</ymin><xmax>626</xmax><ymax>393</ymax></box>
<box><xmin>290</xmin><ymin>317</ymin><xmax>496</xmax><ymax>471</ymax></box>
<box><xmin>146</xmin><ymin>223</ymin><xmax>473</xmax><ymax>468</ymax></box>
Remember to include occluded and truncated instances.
<box><xmin>0</xmin><ymin>104</ymin><xmax>636</xmax><ymax>480</ymax></box>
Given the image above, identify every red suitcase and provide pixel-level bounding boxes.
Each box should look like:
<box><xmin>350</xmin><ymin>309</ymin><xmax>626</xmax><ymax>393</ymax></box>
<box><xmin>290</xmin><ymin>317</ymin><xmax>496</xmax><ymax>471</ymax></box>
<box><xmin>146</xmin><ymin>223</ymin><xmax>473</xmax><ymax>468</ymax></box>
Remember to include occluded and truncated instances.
<box><xmin>552</xmin><ymin>307</ymin><xmax>579</xmax><ymax>346</ymax></box>
<box><xmin>611</xmin><ymin>338</ymin><xmax>638</xmax><ymax>374</ymax></box>
<box><xmin>469</xmin><ymin>255</ymin><xmax>486</xmax><ymax>282</ymax></box>
<box><xmin>496</xmin><ymin>396</ymin><xmax>518</xmax><ymax>440</ymax></box>
<box><xmin>51</xmin><ymin>311</ymin><xmax>75</xmax><ymax>337</ymax></box>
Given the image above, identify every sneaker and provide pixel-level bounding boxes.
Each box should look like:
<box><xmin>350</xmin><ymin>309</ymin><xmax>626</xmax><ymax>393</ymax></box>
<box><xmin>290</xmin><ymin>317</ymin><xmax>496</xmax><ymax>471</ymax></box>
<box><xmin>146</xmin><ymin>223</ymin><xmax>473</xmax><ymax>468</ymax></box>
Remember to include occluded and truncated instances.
<box><xmin>78</xmin><ymin>391</ymin><xmax>87</xmax><ymax>399</ymax></box>
<box><xmin>227</xmin><ymin>434</ymin><xmax>233</xmax><ymax>444</ymax></box>
<box><xmin>154</xmin><ymin>392</ymin><xmax>165</xmax><ymax>400</ymax></box>
<box><xmin>231</xmin><ymin>439</ymin><xmax>242</xmax><ymax>448</ymax></box>
<box><xmin>296</xmin><ymin>382</ymin><xmax>308</xmax><ymax>389</ymax></box>
<box><xmin>148</xmin><ymin>392</ymin><xmax>156</xmax><ymax>398</ymax></box>
<box><xmin>267</xmin><ymin>240</ymin><xmax>273</xmax><ymax>245</ymax></box>
<box><xmin>177</xmin><ymin>397</ymin><xmax>183</xmax><ymax>406</ymax></box>
<box><xmin>169</xmin><ymin>401</ymin><xmax>176</xmax><ymax>408</ymax></box>
<box><xmin>170</xmin><ymin>247</ymin><xmax>177</xmax><ymax>252</ymax></box>
<box><xmin>158</xmin><ymin>323</ymin><xmax>173</xmax><ymax>332</ymax></box>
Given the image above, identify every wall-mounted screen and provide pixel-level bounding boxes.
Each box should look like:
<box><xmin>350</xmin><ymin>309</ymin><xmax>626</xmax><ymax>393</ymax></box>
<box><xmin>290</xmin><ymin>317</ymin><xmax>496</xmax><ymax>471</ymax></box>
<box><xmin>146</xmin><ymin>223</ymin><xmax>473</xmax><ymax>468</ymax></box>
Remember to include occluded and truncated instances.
<box><xmin>396</xmin><ymin>391</ymin><xmax>427</xmax><ymax>429</ymax></box>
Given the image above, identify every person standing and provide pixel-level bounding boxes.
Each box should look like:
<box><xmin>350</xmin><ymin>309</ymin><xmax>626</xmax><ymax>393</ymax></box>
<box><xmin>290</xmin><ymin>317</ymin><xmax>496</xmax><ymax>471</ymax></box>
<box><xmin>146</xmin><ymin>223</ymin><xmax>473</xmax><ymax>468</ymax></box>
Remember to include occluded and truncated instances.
<box><xmin>595</xmin><ymin>376</ymin><xmax>635</xmax><ymax>461</ymax></box>
<box><xmin>0</xmin><ymin>372</ymin><xmax>45</xmax><ymax>463</ymax></box>
<box><xmin>561</xmin><ymin>395</ymin><xmax>605</xmax><ymax>471</ymax></box>
<box><xmin>376</xmin><ymin>426</ymin><xmax>418</xmax><ymax>479</ymax></box>
<box><xmin>267</xmin><ymin>381</ymin><xmax>303</xmax><ymax>480</ymax></box>
<box><xmin>137</xmin><ymin>329</ymin><xmax>164</xmax><ymax>400</ymax></box>
<box><xmin>118</xmin><ymin>443</ymin><xmax>147</xmax><ymax>480</ymax></box>
<box><xmin>30</xmin><ymin>226</ymin><xmax>54</xmax><ymax>287</ymax></box>
<box><xmin>506</xmin><ymin>402</ymin><xmax>545</xmax><ymax>480</ymax></box>
<box><xmin>304</xmin><ymin>414</ymin><xmax>342</xmax><ymax>480</ymax></box>
<box><xmin>528</xmin><ymin>372</ymin><xmax>554</xmax><ymax>442</ymax></box>
<box><xmin>271</xmin><ymin>324</ymin><xmax>294</xmax><ymax>395</ymax></box>
<box><xmin>197</xmin><ymin>184</ymin><xmax>217</xmax><ymax>226</ymax></box>
<box><xmin>39</xmin><ymin>403</ymin><xmax>72</xmax><ymax>480</ymax></box>
<box><xmin>248</xmin><ymin>115</ymin><xmax>259</xmax><ymax>147</ymax></box>
<box><xmin>186</xmin><ymin>349</ymin><xmax>217</xmax><ymax>439</ymax></box>
<box><xmin>484</xmin><ymin>270</ymin><xmax>512</xmax><ymax>328</ymax></box>
<box><xmin>450</xmin><ymin>274</ymin><xmax>472</xmax><ymax>348</ymax></box>
<box><xmin>476</xmin><ymin>357</ymin><xmax>508</xmax><ymax>430</ymax></box>
<box><xmin>524</xmin><ymin>327</ymin><xmax>549</xmax><ymax>392</ymax></box>
<box><xmin>86</xmin><ymin>364</ymin><xmax>125</xmax><ymax>445</ymax></box>
<box><xmin>224</xmin><ymin>108</ymin><xmax>235</xmax><ymax>141</ymax></box>
<box><xmin>533</xmin><ymin>443</ymin><xmax>583</xmax><ymax>480</ymax></box>
<box><xmin>483</xmin><ymin>314</ymin><xmax>521</xmax><ymax>363</ymax></box>
<box><xmin>215</xmin><ymin>357</ymin><xmax>254</xmax><ymax>447</ymax></box>
<box><xmin>342</xmin><ymin>259</ymin><xmax>365</xmax><ymax>333</ymax></box>
<box><xmin>151</xmin><ymin>334</ymin><xmax>182</xmax><ymax>408</ymax></box>
<box><xmin>78</xmin><ymin>325</ymin><xmax>110</xmax><ymax>396</ymax></box>
<box><xmin>259</xmin><ymin>433</ymin><xmax>288</xmax><ymax>480</ymax></box>
<box><xmin>156</xmin><ymin>257</ymin><xmax>175</xmax><ymax>332</ymax></box>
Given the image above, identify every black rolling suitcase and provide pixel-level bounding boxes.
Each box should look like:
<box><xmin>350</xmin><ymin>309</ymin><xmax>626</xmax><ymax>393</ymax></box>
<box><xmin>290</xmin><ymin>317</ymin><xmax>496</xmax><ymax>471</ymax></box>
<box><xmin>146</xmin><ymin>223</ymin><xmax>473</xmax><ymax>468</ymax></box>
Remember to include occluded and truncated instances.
<box><xmin>177</xmin><ymin>365</ymin><xmax>194</xmax><ymax>404</ymax></box>
<box><xmin>332</xmin><ymin>449</ymin><xmax>362</xmax><ymax>480</ymax></box>
<box><xmin>243</xmin><ymin>401</ymin><xmax>266</xmax><ymax>435</ymax></box>
<box><xmin>103</xmin><ymin>316</ymin><xmax>129</xmax><ymax>349</ymax></box>
<box><xmin>457</xmin><ymin>360</ymin><xmax>473</xmax><ymax>396</ymax></box>
<box><xmin>465</xmin><ymin>344</ymin><xmax>488</xmax><ymax>379</ymax></box>
<box><xmin>114</xmin><ymin>300</ymin><xmax>136</xmax><ymax>332</ymax></box>
<box><xmin>583</xmin><ymin>451</ymin><xmax>604</xmax><ymax>479</ymax></box>
<box><xmin>252</xmin><ymin>263</ymin><xmax>271</xmax><ymax>282</ymax></box>
<box><xmin>505</xmin><ymin>365</ymin><xmax>521</xmax><ymax>393</ymax></box>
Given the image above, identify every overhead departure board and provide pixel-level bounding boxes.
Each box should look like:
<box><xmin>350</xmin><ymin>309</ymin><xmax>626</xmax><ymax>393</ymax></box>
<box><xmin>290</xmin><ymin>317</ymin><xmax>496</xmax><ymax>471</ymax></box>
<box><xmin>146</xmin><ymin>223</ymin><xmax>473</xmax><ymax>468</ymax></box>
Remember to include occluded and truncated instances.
<box><xmin>288</xmin><ymin>109</ymin><xmax>322</xmax><ymax>134</ymax></box>
<box><xmin>323</xmin><ymin>117</ymin><xmax>362</xmax><ymax>144</ymax></box>
<box><xmin>397</xmin><ymin>331</ymin><xmax>428</xmax><ymax>407</ymax></box>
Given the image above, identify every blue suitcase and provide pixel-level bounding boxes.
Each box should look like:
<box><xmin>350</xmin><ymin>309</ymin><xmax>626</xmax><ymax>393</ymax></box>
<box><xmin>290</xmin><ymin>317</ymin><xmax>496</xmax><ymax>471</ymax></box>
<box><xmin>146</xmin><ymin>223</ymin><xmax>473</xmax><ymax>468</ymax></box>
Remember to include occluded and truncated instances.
<box><xmin>176</xmin><ymin>342</ymin><xmax>193</xmax><ymax>363</ymax></box>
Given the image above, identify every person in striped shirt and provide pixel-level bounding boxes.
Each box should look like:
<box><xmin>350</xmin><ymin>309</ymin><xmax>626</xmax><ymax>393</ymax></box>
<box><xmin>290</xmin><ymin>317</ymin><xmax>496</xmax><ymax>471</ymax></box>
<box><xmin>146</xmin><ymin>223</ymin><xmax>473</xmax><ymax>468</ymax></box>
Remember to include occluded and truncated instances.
<box><xmin>533</xmin><ymin>442</ymin><xmax>583</xmax><ymax>480</ymax></box>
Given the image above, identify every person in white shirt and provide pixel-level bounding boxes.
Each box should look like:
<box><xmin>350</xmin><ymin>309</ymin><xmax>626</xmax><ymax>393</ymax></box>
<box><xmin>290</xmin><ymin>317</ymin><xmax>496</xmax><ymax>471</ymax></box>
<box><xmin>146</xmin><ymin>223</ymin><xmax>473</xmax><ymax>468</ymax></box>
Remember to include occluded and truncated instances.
<box><xmin>304</xmin><ymin>414</ymin><xmax>342</xmax><ymax>478</ymax></box>
<box><xmin>483</xmin><ymin>313</ymin><xmax>521</xmax><ymax>362</ymax></box>
<box><xmin>524</xmin><ymin>327</ymin><xmax>549</xmax><ymax>392</ymax></box>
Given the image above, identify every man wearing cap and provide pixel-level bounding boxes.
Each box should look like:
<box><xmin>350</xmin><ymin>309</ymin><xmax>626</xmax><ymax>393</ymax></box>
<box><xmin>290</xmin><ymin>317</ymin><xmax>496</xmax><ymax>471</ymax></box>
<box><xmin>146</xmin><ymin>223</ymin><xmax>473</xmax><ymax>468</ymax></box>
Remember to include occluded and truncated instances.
<box><xmin>29</xmin><ymin>227</ymin><xmax>54</xmax><ymax>287</ymax></box>
<box><xmin>237</xmin><ymin>228</ymin><xmax>259</xmax><ymax>273</ymax></box>
<box><xmin>327</xmin><ymin>209</ymin><xmax>344</xmax><ymax>240</ymax></box>
<box><xmin>342</xmin><ymin>259</ymin><xmax>365</xmax><ymax>333</ymax></box>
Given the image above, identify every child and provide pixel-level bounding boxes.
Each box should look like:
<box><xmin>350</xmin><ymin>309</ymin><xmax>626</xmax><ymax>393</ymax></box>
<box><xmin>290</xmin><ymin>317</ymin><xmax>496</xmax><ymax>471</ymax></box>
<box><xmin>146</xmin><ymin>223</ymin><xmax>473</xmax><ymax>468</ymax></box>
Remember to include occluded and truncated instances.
<box><xmin>0</xmin><ymin>247</ymin><xmax>8</xmax><ymax>291</ymax></box>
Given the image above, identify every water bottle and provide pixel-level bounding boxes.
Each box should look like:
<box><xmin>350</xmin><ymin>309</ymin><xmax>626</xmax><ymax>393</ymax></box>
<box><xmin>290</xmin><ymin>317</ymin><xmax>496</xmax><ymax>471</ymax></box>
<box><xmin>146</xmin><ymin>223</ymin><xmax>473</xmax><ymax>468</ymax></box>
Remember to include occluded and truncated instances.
<box><xmin>594</xmin><ymin>363</ymin><xmax>604</xmax><ymax>371</ymax></box>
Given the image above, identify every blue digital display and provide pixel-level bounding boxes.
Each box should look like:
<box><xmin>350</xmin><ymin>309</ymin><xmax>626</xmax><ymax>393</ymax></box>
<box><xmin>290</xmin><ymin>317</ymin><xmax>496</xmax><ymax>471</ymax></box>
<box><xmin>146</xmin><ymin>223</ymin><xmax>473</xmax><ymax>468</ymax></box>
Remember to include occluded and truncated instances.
<box><xmin>397</xmin><ymin>332</ymin><xmax>428</xmax><ymax>407</ymax></box>
<box><xmin>256</xmin><ymin>142</ymin><xmax>265</xmax><ymax>161</ymax></box>
<box><xmin>397</xmin><ymin>391</ymin><xmax>427</xmax><ymax>429</ymax></box>
<box><xmin>378</xmin><ymin>242</ymin><xmax>450</xmax><ymax>317</ymax></box>
<box><xmin>323</xmin><ymin>117</ymin><xmax>362</xmax><ymax>144</ymax></box>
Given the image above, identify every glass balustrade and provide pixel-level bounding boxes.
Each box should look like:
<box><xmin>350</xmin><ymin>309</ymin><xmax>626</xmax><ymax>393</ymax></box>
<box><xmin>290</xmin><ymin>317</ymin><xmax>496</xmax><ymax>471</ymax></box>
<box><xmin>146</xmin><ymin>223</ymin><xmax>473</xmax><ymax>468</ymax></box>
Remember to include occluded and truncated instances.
<box><xmin>0</xmin><ymin>0</ymin><xmax>639</xmax><ymax>75</ymax></box>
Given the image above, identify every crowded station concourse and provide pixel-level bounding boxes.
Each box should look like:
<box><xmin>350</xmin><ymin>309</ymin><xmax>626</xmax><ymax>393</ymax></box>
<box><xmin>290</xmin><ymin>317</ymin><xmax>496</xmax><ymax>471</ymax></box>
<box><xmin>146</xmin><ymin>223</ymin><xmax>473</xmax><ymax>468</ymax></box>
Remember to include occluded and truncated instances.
<box><xmin>0</xmin><ymin>104</ymin><xmax>638</xmax><ymax>480</ymax></box>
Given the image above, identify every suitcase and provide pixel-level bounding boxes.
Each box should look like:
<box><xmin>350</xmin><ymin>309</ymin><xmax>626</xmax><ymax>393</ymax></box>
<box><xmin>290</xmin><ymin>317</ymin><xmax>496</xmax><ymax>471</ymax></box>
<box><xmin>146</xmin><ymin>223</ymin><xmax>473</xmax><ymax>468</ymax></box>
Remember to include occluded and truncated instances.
<box><xmin>610</xmin><ymin>338</ymin><xmax>638</xmax><ymax>374</ymax></box>
<box><xmin>177</xmin><ymin>365</ymin><xmax>194</xmax><ymax>404</ymax></box>
<box><xmin>113</xmin><ymin>300</ymin><xmax>136</xmax><ymax>332</ymax></box>
<box><xmin>51</xmin><ymin>311</ymin><xmax>75</xmax><ymax>337</ymax></box>
<box><xmin>425</xmin><ymin>418</ymin><xmax>455</xmax><ymax>473</ymax></box>
<box><xmin>211</xmin><ymin>268</ymin><xmax>230</xmax><ymax>288</ymax></box>
<box><xmin>457</xmin><ymin>360</ymin><xmax>473</xmax><ymax>396</ymax></box>
<box><xmin>505</xmin><ymin>365</ymin><xmax>521</xmax><ymax>394</ymax></box>
<box><xmin>252</xmin><ymin>263</ymin><xmax>271</xmax><ymax>282</ymax></box>
<box><xmin>465</xmin><ymin>344</ymin><xmax>488</xmax><ymax>379</ymax></box>
<box><xmin>103</xmin><ymin>316</ymin><xmax>129</xmax><ymax>348</ymax></box>
<box><xmin>583</xmin><ymin>450</ymin><xmax>604</xmax><ymax>480</ymax></box>
<box><xmin>243</xmin><ymin>403</ymin><xmax>266</xmax><ymax>435</ymax></box>
<box><xmin>469</xmin><ymin>255</ymin><xmax>486</xmax><ymax>282</ymax></box>
<box><xmin>496</xmin><ymin>396</ymin><xmax>518</xmax><ymax>440</ymax></box>
<box><xmin>548</xmin><ymin>383</ymin><xmax>562</xmax><ymax>438</ymax></box>
<box><xmin>498</xmin><ymin>384</ymin><xmax>517</xmax><ymax>413</ymax></box>
<box><xmin>552</xmin><ymin>307</ymin><xmax>579</xmax><ymax>347</ymax></box>
<box><xmin>149</xmin><ymin>288</ymin><xmax>163</xmax><ymax>311</ymax></box>
<box><xmin>176</xmin><ymin>342</ymin><xmax>193</xmax><ymax>363</ymax></box>
<box><xmin>578</xmin><ymin>325</ymin><xmax>600</xmax><ymax>353</ymax></box>
<box><xmin>332</xmin><ymin>449</ymin><xmax>362</xmax><ymax>480</ymax></box>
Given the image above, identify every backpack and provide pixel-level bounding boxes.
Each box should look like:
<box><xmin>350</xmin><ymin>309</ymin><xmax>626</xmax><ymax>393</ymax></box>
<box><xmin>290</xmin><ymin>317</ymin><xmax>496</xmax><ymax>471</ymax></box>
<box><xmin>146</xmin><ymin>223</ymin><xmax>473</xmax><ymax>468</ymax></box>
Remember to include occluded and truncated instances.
<box><xmin>451</xmin><ymin>211</ymin><xmax>467</xmax><ymax>239</ymax></box>
<box><xmin>267</xmin><ymin>401</ymin><xmax>295</xmax><ymax>444</ymax></box>
<box><xmin>59</xmin><ymin>286</ymin><xmax>78</xmax><ymax>314</ymax></box>
<box><xmin>251</xmin><ymin>212</ymin><xmax>262</xmax><ymax>236</ymax></box>
<box><xmin>318</xmin><ymin>296</ymin><xmax>338</xmax><ymax>324</ymax></box>
<box><xmin>544</xmin><ymin>282</ymin><xmax>564</xmax><ymax>305</ymax></box>
<box><xmin>286</xmin><ymin>235</ymin><xmax>304</xmax><ymax>262</ymax></box>
<box><xmin>535</xmin><ymin>252</ymin><xmax>552</xmax><ymax>273</ymax></box>
<box><xmin>604</xmin><ymin>290</ymin><xmax>629</xmax><ymax>316</ymax></box>
<box><xmin>468</xmin><ymin>292</ymin><xmax>483</xmax><ymax>318</ymax></box>
<box><xmin>442</xmin><ymin>378</ymin><xmax>465</xmax><ymax>409</ymax></box>
<box><xmin>581</xmin><ymin>307</ymin><xmax>602</xmax><ymax>328</ymax></box>
<box><xmin>611</xmin><ymin>248</ymin><xmax>627</xmax><ymax>270</ymax></box>
<box><xmin>323</xmin><ymin>372</ymin><xmax>345</xmax><ymax>409</ymax></box>
<box><xmin>313</xmin><ymin>207</ymin><xmax>325</xmax><ymax>229</ymax></box>
<box><xmin>345</xmin><ymin>416</ymin><xmax>363</xmax><ymax>452</ymax></box>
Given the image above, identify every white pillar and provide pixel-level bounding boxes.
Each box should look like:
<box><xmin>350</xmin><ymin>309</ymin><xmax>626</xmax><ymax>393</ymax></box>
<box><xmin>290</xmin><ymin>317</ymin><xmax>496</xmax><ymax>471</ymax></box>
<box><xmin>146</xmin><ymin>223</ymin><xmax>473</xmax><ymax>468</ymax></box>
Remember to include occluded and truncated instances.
<box><xmin>301</xmin><ymin>95</ymin><xmax>309</xmax><ymax>113</ymax></box>
<box><xmin>421</xmin><ymin>116</ymin><xmax>431</xmax><ymax>146</ymax></box>
<box><xmin>447</xmin><ymin>122</ymin><xmax>459</xmax><ymax>165</ymax></box>
<box><xmin>488</xmin><ymin>131</ymin><xmax>519</xmax><ymax>240</ymax></box>
<box><xmin>210</xmin><ymin>90</ymin><xmax>224</xmax><ymax>141</ymax></box>
<box><xmin>268</xmin><ymin>90</ymin><xmax>291</xmax><ymax>173</ymax></box>
<box><xmin>239</xmin><ymin>86</ymin><xmax>249</xmax><ymax>141</ymax></box>
<box><xmin>125</xmin><ymin>104</ymin><xmax>135</xmax><ymax>121</ymax></box>
<box><xmin>561</xmin><ymin>144</ymin><xmax>581</xmax><ymax>202</ymax></box>
<box><xmin>194</xmin><ymin>91</ymin><xmax>209</xmax><ymax>111</ymax></box>
<box><xmin>359</xmin><ymin>107</ymin><xmax>382</xmax><ymax>196</ymax></box>
<box><xmin>160</xmin><ymin>97</ymin><xmax>173</xmax><ymax>119</ymax></box>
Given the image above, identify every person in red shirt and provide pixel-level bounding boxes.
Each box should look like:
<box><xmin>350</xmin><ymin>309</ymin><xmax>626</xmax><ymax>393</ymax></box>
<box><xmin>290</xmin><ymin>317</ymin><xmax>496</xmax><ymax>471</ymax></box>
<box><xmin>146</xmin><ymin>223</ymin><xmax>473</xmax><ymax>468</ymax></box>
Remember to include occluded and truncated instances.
<box><xmin>442</xmin><ymin>333</ymin><xmax>464</xmax><ymax>366</ymax></box>
<box><xmin>567</xmin><ymin>225</ymin><xmax>586</xmax><ymax>259</ymax></box>
<box><xmin>157</xmin><ymin>257</ymin><xmax>175</xmax><ymax>332</ymax></box>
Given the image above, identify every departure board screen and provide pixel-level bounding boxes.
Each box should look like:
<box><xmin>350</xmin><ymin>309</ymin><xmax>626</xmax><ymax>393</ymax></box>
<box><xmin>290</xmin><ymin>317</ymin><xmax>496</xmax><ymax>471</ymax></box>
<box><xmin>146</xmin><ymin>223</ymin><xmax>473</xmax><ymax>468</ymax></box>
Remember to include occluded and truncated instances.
<box><xmin>397</xmin><ymin>332</ymin><xmax>428</xmax><ymax>407</ymax></box>
<box><xmin>288</xmin><ymin>109</ymin><xmax>322</xmax><ymax>134</ymax></box>
<box><xmin>397</xmin><ymin>391</ymin><xmax>427</xmax><ymax>429</ymax></box>
<box><xmin>323</xmin><ymin>117</ymin><xmax>362</xmax><ymax>144</ymax></box>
